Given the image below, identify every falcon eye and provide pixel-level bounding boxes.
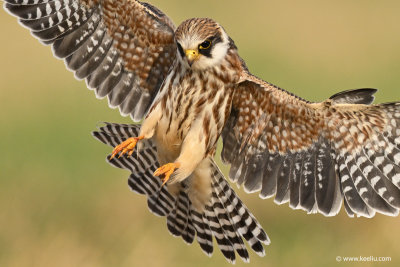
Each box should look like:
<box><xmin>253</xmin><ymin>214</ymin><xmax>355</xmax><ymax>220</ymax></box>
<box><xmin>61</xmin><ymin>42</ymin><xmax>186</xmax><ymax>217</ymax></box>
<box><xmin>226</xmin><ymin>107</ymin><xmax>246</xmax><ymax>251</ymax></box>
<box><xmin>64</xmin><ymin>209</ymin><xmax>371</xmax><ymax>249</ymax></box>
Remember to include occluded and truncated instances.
<box><xmin>199</xmin><ymin>40</ymin><xmax>212</xmax><ymax>50</ymax></box>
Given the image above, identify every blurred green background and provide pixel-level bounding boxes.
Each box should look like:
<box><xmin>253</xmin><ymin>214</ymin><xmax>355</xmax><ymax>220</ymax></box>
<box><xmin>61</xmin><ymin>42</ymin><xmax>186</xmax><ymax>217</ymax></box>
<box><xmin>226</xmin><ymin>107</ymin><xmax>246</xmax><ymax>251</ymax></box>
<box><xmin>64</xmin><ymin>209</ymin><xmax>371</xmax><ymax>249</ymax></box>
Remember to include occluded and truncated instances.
<box><xmin>1</xmin><ymin>0</ymin><xmax>400</xmax><ymax>266</ymax></box>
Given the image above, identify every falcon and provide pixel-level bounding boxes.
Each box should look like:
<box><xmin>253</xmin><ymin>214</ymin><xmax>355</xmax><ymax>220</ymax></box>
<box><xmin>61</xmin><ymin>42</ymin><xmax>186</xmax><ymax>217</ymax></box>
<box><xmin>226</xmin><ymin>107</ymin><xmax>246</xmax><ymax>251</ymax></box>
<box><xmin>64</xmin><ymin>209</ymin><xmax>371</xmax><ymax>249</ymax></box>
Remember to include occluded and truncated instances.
<box><xmin>4</xmin><ymin>0</ymin><xmax>400</xmax><ymax>263</ymax></box>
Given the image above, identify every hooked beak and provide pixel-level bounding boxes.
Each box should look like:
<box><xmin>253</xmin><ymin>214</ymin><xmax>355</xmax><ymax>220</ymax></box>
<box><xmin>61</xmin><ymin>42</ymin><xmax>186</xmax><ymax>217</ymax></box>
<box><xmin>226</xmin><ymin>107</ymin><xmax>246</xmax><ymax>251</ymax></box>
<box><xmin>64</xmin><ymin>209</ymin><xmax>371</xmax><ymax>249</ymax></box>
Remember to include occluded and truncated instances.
<box><xmin>185</xmin><ymin>49</ymin><xmax>200</xmax><ymax>66</ymax></box>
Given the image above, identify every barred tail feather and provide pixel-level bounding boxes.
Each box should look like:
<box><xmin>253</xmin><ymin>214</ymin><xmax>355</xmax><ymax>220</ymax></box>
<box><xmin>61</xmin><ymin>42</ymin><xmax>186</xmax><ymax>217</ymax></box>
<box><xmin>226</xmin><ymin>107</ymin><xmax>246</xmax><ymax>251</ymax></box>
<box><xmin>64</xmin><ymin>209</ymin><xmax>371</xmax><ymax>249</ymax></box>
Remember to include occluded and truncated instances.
<box><xmin>190</xmin><ymin>210</ymin><xmax>214</xmax><ymax>256</ymax></box>
<box><xmin>92</xmin><ymin>123</ymin><xmax>174</xmax><ymax>217</ymax></box>
<box><xmin>204</xmin><ymin>205</ymin><xmax>236</xmax><ymax>263</ymax></box>
<box><xmin>210</xmin><ymin>169</ymin><xmax>249</xmax><ymax>261</ymax></box>
<box><xmin>208</xmin><ymin>161</ymin><xmax>270</xmax><ymax>261</ymax></box>
<box><xmin>92</xmin><ymin>123</ymin><xmax>269</xmax><ymax>263</ymax></box>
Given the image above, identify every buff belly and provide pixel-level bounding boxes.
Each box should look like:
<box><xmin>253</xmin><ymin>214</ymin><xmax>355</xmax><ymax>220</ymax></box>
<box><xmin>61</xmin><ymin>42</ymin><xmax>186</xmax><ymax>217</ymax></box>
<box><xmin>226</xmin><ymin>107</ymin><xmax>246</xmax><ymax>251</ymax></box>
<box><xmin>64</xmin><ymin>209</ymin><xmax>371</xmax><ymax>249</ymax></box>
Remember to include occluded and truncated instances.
<box><xmin>154</xmin><ymin>116</ymin><xmax>183</xmax><ymax>165</ymax></box>
<box><xmin>153</xmin><ymin>115</ymin><xmax>212</xmax><ymax>211</ymax></box>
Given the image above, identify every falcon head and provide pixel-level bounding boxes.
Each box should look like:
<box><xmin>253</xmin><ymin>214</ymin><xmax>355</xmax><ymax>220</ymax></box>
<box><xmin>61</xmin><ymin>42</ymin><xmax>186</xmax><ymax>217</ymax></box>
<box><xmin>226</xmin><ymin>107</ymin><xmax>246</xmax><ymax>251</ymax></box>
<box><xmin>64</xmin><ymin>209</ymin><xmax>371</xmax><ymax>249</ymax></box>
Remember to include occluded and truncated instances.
<box><xmin>175</xmin><ymin>18</ymin><xmax>232</xmax><ymax>70</ymax></box>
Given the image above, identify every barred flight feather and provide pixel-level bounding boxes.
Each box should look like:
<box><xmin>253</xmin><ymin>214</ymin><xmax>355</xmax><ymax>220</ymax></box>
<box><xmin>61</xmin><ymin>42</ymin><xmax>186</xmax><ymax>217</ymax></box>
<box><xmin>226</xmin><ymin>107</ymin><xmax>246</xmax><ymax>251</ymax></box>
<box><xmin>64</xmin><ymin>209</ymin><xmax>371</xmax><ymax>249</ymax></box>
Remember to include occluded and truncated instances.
<box><xmin>92</xmin><ymin>123</ymin><xmax>269</xmax><ymax>263</ymax></box>
<box><xmin>4</xmin><ymin>0</ymin><xmax>177</xmax><ymax>122</ymax></box>
<box><xmin>222</xmin><ymin>76</ymin><xmax>400</xmax><ymax>218</ymax></box>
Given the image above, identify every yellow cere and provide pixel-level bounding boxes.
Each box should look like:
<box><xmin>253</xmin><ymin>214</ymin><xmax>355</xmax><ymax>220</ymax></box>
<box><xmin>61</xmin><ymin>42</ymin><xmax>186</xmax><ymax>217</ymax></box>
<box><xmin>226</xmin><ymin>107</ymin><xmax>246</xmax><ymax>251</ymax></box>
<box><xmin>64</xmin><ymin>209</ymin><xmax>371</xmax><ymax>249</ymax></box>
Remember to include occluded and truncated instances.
<box><xmin>185</xmin><ymin>49</ymin><xmax>200</xmax><ymax>61</ymax></box>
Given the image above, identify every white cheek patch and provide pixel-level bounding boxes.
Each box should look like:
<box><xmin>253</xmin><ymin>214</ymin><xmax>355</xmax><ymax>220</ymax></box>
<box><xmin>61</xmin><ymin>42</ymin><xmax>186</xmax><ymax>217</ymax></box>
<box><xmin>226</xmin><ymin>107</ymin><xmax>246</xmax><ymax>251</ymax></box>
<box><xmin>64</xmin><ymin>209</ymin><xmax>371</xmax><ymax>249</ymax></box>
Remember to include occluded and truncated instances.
<box><xmin>195</xmin><ymin>41</ymin><xmax>229</xmax><ymax>70</ymax></box>
<box><xmin>195</xmin><ymin>30</ymin><xmax>229</xmax><ymax>70</ymax></box>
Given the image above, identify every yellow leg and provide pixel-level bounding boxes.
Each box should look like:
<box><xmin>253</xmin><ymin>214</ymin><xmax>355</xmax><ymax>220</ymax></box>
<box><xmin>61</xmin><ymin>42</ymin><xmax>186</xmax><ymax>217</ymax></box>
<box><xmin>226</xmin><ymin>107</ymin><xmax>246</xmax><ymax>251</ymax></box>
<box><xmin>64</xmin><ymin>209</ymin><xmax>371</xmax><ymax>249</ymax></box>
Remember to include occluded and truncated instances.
<box><xmin>153</xmin><ymin>162</ymin><xmax>181</xmax><ymax>186</ymax></box>
<box><xmin>110</xmin><ymin>136</ymin><xmax>144</xmax><ymax>159</ymax></box>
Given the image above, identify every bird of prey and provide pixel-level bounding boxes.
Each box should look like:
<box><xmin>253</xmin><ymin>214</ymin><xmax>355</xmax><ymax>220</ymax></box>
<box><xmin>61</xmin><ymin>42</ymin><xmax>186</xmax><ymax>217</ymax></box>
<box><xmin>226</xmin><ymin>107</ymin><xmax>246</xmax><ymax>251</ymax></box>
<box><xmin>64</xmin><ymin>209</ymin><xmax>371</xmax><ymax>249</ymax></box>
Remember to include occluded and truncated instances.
<box><xmin>4</xmin><ymin>0</ymin><xmax>400</xmax><ymax>263</ymax></box>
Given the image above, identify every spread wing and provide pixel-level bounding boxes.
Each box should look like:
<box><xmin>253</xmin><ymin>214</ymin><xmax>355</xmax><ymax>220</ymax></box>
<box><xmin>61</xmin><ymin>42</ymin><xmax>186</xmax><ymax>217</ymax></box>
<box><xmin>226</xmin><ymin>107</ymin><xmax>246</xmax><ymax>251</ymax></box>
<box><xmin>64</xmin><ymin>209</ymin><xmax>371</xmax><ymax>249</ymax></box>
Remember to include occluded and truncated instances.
<box><xmin>221</xmin><ymin>71</ymin><xmax>400</xmax><ymax>218</ymax></box>
<box><xmin>4</xmin><ymin>0</ymin><xmax>177</xmax><ymax>121</ymax></box>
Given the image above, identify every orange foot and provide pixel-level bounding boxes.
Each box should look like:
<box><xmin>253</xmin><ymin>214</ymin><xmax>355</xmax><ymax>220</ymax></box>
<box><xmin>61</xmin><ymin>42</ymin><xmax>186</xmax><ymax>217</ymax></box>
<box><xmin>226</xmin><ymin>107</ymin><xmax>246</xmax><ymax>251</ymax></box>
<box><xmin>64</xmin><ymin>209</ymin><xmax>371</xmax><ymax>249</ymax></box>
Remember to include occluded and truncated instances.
<box><xmin>154</xmin><ymin>162</ymin><xmax>181</xmax><ymax>186</ymax></box>
<box><xmin>110</xmin><ymin>136</ymin><xmax>144</xmax><ymax>159</ymax></box>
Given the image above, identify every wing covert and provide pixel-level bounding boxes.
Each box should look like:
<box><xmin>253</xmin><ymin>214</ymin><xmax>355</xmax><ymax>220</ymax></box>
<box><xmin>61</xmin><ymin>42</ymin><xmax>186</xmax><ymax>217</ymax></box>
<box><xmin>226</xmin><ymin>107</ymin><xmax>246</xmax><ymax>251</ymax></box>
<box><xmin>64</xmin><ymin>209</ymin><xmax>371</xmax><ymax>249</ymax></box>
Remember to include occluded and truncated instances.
<box><xmin>221</xmin><ymin>71</ymin><xmax>400</xmax><ymax>218</ymax></box>
<box><xmin>4</xmin><ymin>0</ymin><xmax>177</xmax><ymax>121</ymax></box>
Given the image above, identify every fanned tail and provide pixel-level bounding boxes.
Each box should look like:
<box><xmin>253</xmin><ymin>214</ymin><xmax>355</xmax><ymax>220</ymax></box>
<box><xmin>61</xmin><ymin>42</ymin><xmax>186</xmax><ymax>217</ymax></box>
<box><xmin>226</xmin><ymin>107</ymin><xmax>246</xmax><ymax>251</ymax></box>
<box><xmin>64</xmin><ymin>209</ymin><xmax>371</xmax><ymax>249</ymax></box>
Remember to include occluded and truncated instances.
<box><xmin>92</xmin><ymin>123</ymin><xmax>269</xmax><ymax>263</ymax></box>
<box><xmin>92</xmin><ymin>123</ymin><xmax>174</xmax><ymax>216</ymax></box>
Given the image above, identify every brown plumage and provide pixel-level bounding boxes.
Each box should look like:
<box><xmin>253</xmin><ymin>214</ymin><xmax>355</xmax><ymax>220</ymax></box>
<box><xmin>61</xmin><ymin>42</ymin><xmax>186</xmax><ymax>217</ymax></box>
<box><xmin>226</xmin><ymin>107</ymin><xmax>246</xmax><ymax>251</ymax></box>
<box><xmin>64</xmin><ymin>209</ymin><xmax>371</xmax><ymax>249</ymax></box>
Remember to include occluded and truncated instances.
<box><xmin>5</xmin><ymin>0</ymin><xmax>400</xmax><ymax>263</ymax></box>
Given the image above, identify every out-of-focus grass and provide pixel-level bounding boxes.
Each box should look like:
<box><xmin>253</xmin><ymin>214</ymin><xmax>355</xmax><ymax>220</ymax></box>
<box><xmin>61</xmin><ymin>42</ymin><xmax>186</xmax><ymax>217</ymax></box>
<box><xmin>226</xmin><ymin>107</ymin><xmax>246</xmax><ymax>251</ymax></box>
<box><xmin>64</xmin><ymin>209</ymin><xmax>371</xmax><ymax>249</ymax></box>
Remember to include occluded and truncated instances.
<box><xmin>1</xmin><ymin>1</ymin><xmax>400</xmax><ymax>266</ymax></box>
